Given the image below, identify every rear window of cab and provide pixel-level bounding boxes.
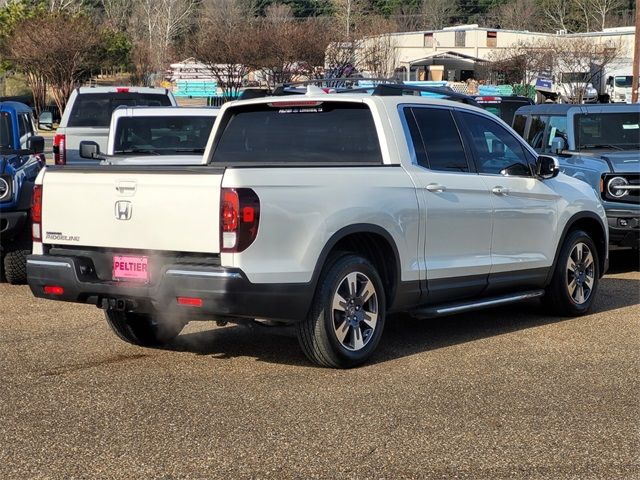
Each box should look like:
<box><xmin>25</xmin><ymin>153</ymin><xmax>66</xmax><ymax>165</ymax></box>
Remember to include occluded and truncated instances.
<box><xmin>211</xmin><ymin>102</ymin><xmax>383</xmax><ymax>165</ymax></box>
<box><xmin>67</xmin><ymin>93</ymin><xmax>173</xmax><ymax>128</ymax></box>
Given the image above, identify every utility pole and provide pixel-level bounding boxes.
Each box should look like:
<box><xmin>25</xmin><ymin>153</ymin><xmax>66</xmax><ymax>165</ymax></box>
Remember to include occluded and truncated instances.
<box><xmin>632</xmin><ymin>0</ymin><xmax>640</xmax><ymax>103</ymax></box>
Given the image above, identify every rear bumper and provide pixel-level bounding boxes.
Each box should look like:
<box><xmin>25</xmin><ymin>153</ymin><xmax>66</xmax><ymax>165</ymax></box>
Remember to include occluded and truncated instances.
<box><xmin>0</xmin><ymin>210</ymin><xmax>27</xmax><ymax>242</ymax></box>
<box><xmin>606</xmin><ymin>209</ymin><xmax>640</xmax><ymax>248</ymax></box>
<box><xmin>27</xmin><ymin>255</ymin><xmax>313</xmax><ymax>323</ymax></box>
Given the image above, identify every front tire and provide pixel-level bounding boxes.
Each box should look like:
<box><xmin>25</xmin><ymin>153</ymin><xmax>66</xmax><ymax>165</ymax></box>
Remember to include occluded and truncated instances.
<box><xmin>105</xmin><ymin>310</ymin><xmax>184</xmax><ymax>347</ymax></box>
<box><xmin>3</xmin><ymin>234</ymin><xmax>30</xmax><ymax>285</ymax></box>
<box><xmin>297</xmin><ymin>254</ymin><xmax>386</xmax><ymax>368</ymax></box>
<box><xmin>545</xmin><ymin>230</ymin><xmax>599</xmax><ymax>316</ymax></box>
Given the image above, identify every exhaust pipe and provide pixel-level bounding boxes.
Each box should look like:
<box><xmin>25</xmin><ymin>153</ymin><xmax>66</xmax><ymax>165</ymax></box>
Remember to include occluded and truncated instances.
<box><xmin>100</xmin><ymin>298</ymin><xmax>137</xmax><ymax>312</ymax></box>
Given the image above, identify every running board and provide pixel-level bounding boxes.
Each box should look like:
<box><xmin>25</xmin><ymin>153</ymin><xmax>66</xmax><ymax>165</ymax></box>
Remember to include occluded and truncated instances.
<box><xmin>411</xmin><ymin>290</ymin><xmax>545</xmax><ymax>319</ymax></box>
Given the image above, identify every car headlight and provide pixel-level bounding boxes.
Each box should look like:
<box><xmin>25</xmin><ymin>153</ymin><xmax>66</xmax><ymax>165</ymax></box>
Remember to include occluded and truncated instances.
<box><xmin>607</xmin><ymin>176</ymin><xmax>629</xmax><ymax>198</ymax></box>
<box><xmin>0</xmin><ymin>176</ymin><xmax>11</xmax><ymax>202</ymax></box>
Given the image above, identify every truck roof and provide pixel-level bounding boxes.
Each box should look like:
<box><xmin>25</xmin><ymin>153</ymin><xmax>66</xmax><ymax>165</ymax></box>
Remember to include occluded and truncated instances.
<box><xmin>223</xmin><ymin>92</ymin><xmax>490</xmax><ymax>116</ymax></box>
<box><xmin>75</xmin><ymin>86</ymin><xmax>170</xmax><ymax>95</ymax></box>
<box><xmin>515</xmin><ymin>103</ymin><xmax>640</xmax><ymax>116</ymax></box>
<box><xmin>0</xmin><ymin>101</ymin><xmax>33</xmax><ymax>114</ymax></box>
<box><xmin>111</xmin><ymin>106</ymin><xmax>219</xmax><ymax>119</ymax></box>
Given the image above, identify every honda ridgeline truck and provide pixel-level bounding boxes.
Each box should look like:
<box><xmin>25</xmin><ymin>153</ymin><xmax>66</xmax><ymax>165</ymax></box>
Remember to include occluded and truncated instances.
<box><xmin>27</xmin><ymin>92</ymin><xmax>608</xmax><ymax>367</ymax></box>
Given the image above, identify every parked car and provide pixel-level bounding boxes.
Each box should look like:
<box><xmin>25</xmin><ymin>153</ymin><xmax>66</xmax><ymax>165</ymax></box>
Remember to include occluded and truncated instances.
<box><xmin>0</xmin><ymin>101</ymin><xmax>45</xmax><ymax>284</ymax></box>
<box><xmin>513</xmin><ymin>103</ymin><xmax>639</xmax><ymax>249</ymax></box>
<box><xmin>473</xmin><ymin>95</ymin><xmax>534</xmax><ymax>126</ymax></box>
<box><xmin>53</xmin><ymin>87</ymin><xmax>177</xmax><ymax>165</ymax></box>
<box><xmin>27</xmin><ymin>91</ymin><xmax>608</xmax><ymax>367</ymax></box>
<box><xmin>80</xmin><ymin>106</ymin><xmax>219</xmax><ymax>165</ymax></box>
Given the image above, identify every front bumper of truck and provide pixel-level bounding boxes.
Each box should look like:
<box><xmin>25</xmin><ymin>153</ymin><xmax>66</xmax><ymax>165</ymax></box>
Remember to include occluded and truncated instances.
<box><xmin>606</xmin><ymin>208</ymin><xmax>640</xmax><ymax>248</ymax></box>
<box><xmin>27</xmin><ymin>254</ymin><xmax>312</xmax><ymax>323</ymax></box>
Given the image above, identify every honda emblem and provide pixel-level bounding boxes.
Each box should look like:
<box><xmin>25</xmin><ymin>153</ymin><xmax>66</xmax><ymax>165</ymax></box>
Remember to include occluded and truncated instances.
<box><xmin>115</xmin><ymin>201</ymin><xmax>132</xmax><ymax>220</ymax></box>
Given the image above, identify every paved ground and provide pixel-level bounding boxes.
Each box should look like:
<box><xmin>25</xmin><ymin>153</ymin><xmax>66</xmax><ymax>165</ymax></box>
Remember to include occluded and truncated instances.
<box><xmin>1</xmin><ymin>250</ymin><xmax>638</xmax><ymax>479</ymax></box>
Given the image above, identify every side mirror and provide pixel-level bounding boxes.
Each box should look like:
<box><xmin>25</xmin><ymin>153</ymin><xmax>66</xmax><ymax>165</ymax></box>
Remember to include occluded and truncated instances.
<box><xmin>79</xmin><ymin>140</ymin><xmax>100</xmax><ymax>159</ymax></box>
<box><xmin>536</xmin><ymin>155</ymin><xmax>560</xmax><ymax>180</ymax></box>
<box><xmin>27</xmin><ymin>135</ymin><xmax>45</xmax><ymax>154</ymax></box>
<box><xmin>550</xmin><ymin>137</ymin><xmax>566</xmax><ymax>154</ymax></box>
<box><xmin>38</xmin><ymin>111</ymin><xmax>53</xmax><ymax>130</ymax></box>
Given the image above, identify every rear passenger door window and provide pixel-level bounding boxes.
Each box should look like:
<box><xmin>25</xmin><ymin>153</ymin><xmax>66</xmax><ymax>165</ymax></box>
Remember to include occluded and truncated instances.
<box><xmin>403</xmin><ymin>107</ymin><xmax>470</xmax><ymax>172</ymax></box>
<box><xmin>458</xmin><ymin>111</ymin><xmax>532</xmax><ymax>177</ymax></box>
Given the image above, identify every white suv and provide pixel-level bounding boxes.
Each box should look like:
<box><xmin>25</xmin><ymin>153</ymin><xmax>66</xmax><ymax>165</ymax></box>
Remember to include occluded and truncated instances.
<box><xmin>28</xmin><ymin>89</ymin><xmax>608</xmax><ymax>367</ymax></box>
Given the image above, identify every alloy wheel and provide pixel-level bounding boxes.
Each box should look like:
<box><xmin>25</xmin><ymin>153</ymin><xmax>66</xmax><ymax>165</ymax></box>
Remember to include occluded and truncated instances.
<box><xmin>566</xmin><ymin>242</ymin><xmax>595</xmax><ymax>305</ymax></box>
<box><xmin>331</xmin><ymin>271</ymin><xmax>379</xmax><ymax>352</ymax></box>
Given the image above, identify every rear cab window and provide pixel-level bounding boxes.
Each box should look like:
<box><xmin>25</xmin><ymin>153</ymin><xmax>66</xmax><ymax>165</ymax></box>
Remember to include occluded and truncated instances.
<box><xmin>113</xmin><ymin>115</ymin><xmax>216</xmax><ymax>154</ymax></box>
<box><xmin>67</xmin><ymin>93</ymin><xmax>173</xmax><ymax>128</ymax></box>
<box><xmin>211</xmin><ymin>101</ymin><xmax>383</xmax><ymax>165</ymax></box>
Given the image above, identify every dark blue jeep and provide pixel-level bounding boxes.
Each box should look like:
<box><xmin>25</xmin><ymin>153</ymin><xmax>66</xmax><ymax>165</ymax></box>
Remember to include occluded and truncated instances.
<box><xmin>0</xmin><ymin>101</ymin><xmax>45</xmax><ymax>284</ymax></box>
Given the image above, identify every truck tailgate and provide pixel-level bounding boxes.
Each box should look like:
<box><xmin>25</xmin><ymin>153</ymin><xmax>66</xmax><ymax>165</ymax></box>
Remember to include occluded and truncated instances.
<box><xmin>41</xmin><ymin>168</ymin><xmax>223</xmax><ymax>253</ymax></box>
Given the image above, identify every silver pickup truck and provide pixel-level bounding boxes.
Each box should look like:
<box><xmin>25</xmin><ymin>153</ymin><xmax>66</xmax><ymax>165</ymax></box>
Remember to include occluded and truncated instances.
<box><xmin>53</xmin><ymin>87</ymin><xmax>176</xmax><ymax>165</ymax></box>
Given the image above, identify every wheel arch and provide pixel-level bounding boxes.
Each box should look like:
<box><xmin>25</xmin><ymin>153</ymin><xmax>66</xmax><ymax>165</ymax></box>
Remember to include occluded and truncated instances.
<box><xmin>547</xmin><ymin>212</ymin><xmax>608</xmax><ymax>284</ymax></box>
<box><xmin>310</xmin><ymin>224</ymin><xmax>403</xmax><ymax>309</ymax></box>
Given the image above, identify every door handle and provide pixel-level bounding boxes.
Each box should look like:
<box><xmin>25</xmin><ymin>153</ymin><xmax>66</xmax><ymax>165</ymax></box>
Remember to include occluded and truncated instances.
<box><xmin>426</xmin><ymin>183</ymin><xmax>447</xmax><ymax>193</ymax></box>
<box><xmin>492</xmin><ymin>186</ymin><xmax>511</xmax><ymax>196</ymax></box>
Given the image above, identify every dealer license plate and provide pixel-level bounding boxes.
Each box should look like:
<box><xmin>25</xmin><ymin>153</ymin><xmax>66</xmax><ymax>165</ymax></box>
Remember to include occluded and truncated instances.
<box><xmin>113</xmin><ymin>255</ymin><xmax>149</xmax><ymax>283</ymax></box>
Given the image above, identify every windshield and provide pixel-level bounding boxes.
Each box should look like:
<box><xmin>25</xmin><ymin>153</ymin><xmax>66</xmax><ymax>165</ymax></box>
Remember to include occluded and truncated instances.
<box><xmin>575</xmin><ymin>112</ymin><xmax>640</xmax><ymax>150</ymax></box>
<box><xmin>0</xmin><ymin>112</ymin><xmax>13</xmax><ymax>150</ymax></box>
<box><xmin>614</xmin><ymin>76</ymin><xmax>633</xmax><ymax>88</ymax></box>
<box><xmin>113</xmin><ymin>115</ymin><xmax>216</xmax><ymax>154</ymax></box>
<box><xmin>561</xmin><ymin>72</ymin><xmax>588</xmax><ymax>83</ymax></box>
<box><xmin>67</xmin><ymin>93</ymin><xmax>173</xmax><ymax>128</ymax></box>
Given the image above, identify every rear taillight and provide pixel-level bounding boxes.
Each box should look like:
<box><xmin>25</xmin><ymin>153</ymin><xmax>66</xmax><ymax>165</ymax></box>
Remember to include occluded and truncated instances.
<box><xmin>53</xmin><ymin>134</ymin><xmax>66</xmax><ymax>165</ymax></box>
<box><xmin>220</xmin><ymin>188</ymin><xmax>260</xmax><ymax>253</ymax></box>
<box><xmin>32</xmin><ymin>184</ymin><xmax>43</xmax><ymax>241</ymax></box>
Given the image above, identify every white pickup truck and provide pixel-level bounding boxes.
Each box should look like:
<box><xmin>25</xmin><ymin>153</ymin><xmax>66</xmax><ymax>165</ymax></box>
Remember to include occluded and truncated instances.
<box><xmin>80</xmin><ymin>106</ymin><xmax>218</xmax><ymax>165</ymax></box>
<box><xmin>53</xmin><ymin>87</ymin><xmax>177</xmax><ymax>165</ymax></box>
<box><xmin>28</xmin><ymin>90</ymin><xmax>609</xmax><ymax>367</ymax></box>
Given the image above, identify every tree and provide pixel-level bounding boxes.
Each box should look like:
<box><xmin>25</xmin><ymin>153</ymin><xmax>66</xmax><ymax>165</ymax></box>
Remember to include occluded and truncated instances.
<box><xmin>130</xmin><ymin>0</ymin><xmax>198</xmax><ymax>84</ymax></box>
<box><xmin>488</xmin><ymin>0</ymin><xmax>543</xmax><ymax>31</ymax></box>
<box><xmin>487</xmin><ymin>37</ymin><xmax>623</xmax><ymax>103</ymax></box>
<box><xmin>6</xmin><ymin>13</ymin><xmax>101</xmax><ymax>113</ymax></box>
<box><xmin>487</xmin><ymin>40</ymin><xmax>555</xmax><ymax>87</ymax></box>
<box><xmin>589</xmin><ymin>0</ymin><xmax>625</xmax><ymax>31</ymax></box>
<box><xmin>357</xmin><ymin>17</ymin><xmax>398</xmax><ymax>78</ymax></box>
<box><xmin>545</xmin><ymin>37</ymin><xmax>622</xmax><ymax>102</ymax></box>
<box><xmin>541</xmin><ymin>0</ymin><xmax>573</xmax><ymax>32</ymax></box>
<box><xmin>189</xmin><ymin>0</ymin><xmax>260</xmax><ymax>98</ymax></box>
<box><xmin>255</xmin><ymin>15</ymin><xmax>333</xmax><ymax>88</ymax></box>
<box><xmin>420</xmin><ymin>0</ymin><xmax>458</xmax><ymax>30</ymax></box>
<box><xmin>100</xmin><ymin>0</ymin><xmax>134</xmax><ymax>30</ymax></box>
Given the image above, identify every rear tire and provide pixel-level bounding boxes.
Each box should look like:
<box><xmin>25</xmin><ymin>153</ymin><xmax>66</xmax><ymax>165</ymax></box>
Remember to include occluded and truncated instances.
<box><xmin>105</xmin><ymin>310</ymin><xmax>184</xmax><ymax>347</ymax></box>
<box><xmin>296</xmin><ymin>254</ymin><xmax>386</xmax><ymax>368</ymax></box>
<box><xmin>545</xmin><ymin>230</ymin><xmax>599</xmax><ymax>316</ymax></box>
<box><xmin>3</xmin><ymin>234</ymin><xmax>30</xmax><ymax>285</ymax></box>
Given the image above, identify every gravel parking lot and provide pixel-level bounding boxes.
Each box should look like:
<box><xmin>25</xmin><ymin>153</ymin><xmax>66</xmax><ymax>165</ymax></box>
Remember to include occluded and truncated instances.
<box><xmin>1</xmin><ymin>250</ymin><xmax>638</xmax><ymax>479</ymax></box>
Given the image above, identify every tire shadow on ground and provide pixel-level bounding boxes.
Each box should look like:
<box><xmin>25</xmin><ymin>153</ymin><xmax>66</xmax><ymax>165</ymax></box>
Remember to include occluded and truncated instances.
<box><xmin>161</xmin><ymin>273</ymin><xmax>639</xmax><ymax>367</ymax></box>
